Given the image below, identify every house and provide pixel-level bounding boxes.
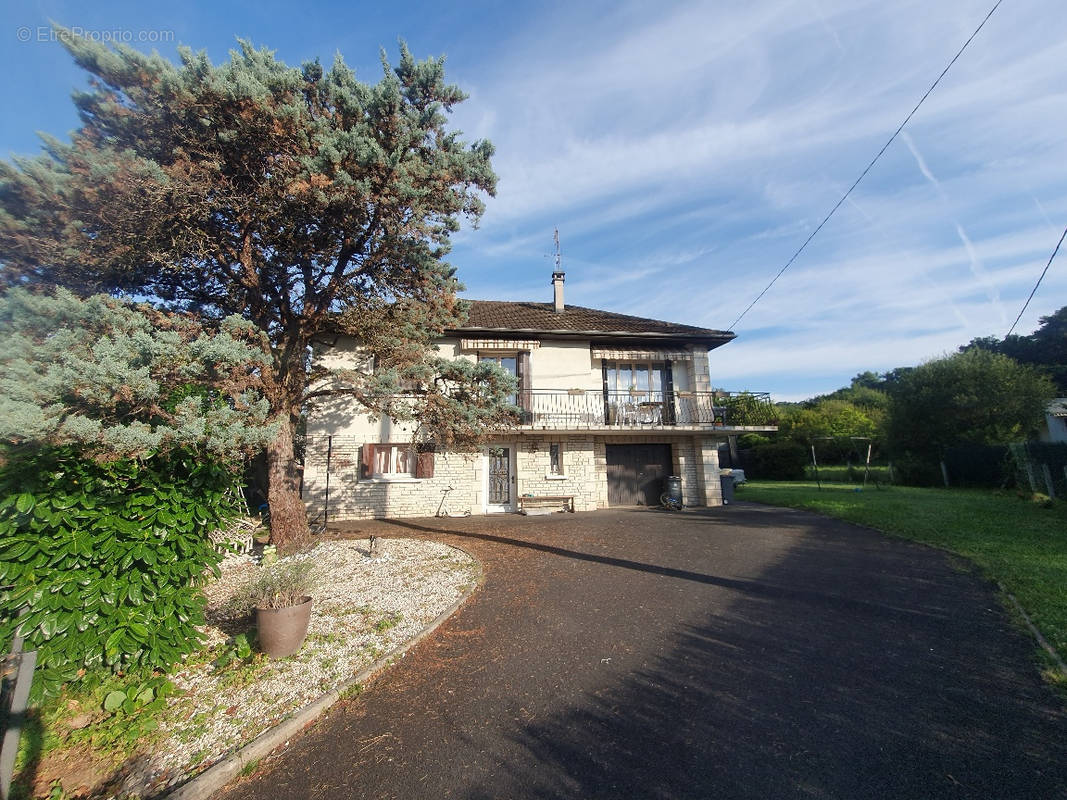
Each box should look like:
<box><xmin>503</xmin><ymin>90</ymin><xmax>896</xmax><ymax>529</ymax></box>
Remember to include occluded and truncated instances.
<box><xmin>1039</xmin><ymin>398</ymin><xmax>1067</xmax><ymax>444</ymax></box>
<box><xmin>301</xmin><ymin>271</ymin><xmax>777</xmax><ymax>520</ymax></box>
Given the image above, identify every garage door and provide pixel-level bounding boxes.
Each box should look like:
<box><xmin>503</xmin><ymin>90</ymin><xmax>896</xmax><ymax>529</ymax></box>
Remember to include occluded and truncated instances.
<box><xmin>605</xmin><ymin>444</ymin><xmax>672</xmax><ymax>506</ymax></box>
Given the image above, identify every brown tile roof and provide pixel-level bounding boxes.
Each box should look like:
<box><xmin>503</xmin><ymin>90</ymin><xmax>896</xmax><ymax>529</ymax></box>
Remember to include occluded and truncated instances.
<box><xmin>452</xmin><ymin>300</ymin><xmax>734</xmax><ymax>344</ymax></box>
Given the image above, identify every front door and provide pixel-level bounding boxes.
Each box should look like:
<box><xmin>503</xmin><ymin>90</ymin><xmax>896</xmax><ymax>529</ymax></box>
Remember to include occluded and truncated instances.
<box><xmin>485</xmin><ymin>445</ymin><xmax>516</xmax><ymax>512</ymax></box>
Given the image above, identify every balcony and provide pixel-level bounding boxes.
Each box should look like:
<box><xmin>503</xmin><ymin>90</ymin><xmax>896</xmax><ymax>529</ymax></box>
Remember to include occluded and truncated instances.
<box><xmin>515</xmin><ymin>390</ymin><xmax>777</xmax><ymax>431</ymax></box>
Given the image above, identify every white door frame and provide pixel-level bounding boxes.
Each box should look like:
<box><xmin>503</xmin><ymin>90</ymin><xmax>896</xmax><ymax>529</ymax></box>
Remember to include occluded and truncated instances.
<box><xmin>484</xmin><ymin>443</ymin><xmax>517</xmax><ymax>513</ymax></box>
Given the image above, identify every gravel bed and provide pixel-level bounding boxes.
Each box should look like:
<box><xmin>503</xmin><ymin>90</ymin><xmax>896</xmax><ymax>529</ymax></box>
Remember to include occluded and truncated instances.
<box><xmin>119</xmin><ymin>537</ymin><xmax>477</xmax><ymax>797</ymax></box>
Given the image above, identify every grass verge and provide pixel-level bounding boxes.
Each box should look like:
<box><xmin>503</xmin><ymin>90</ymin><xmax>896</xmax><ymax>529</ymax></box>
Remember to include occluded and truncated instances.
<box><xmin>736</xmin><ymin>481</ymin><xmax>1067</xmax><ymax>683</ymax></box>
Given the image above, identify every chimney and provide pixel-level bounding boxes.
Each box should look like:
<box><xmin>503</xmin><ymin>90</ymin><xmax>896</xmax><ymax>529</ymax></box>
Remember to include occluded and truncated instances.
<box><xmin>552</xmin><ymin>271</ymin><xmax>565</xmax><ymax>312</ymax></box>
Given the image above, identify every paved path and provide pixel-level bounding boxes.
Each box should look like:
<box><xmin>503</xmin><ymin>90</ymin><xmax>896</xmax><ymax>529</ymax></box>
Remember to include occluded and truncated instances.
<box><xmin>219</xmin><ymin>505</ymin><xmax>1067</xmax><ymax>799</ymax></box>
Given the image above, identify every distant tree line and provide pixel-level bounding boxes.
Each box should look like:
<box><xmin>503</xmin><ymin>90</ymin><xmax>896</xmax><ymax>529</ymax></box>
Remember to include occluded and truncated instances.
<box><xmin>741</xmin><ymin>308</ymin><xmax>1063</xmax><ymax>484</ymax></box>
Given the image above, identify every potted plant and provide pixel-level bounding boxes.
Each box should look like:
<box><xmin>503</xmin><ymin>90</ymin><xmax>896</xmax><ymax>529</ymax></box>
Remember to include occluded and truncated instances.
<box><xmin>228</xmin><ymin>559</ymin><xmax>316</xmax><ymax>658</ymax></box>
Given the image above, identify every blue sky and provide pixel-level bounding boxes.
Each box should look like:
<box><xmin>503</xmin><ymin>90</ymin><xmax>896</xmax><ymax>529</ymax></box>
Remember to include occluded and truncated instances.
<box><xmin>3</xmin><ymin>0</ymin><xmax>1066</xmax><ymax>401</ymax></box>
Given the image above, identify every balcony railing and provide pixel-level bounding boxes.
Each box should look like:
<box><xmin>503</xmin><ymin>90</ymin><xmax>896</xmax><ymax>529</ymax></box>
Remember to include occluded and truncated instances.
<box><xmin>516</xmin><ymin>390</ymin><xmax>776</xmax><ymax>429</ymax></box>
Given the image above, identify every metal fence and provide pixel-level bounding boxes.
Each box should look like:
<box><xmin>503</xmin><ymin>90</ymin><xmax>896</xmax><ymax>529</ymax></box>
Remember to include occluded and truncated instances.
<box><xmin>1009</xmin><ymin>442</ymin><xmax>1067</xmax><ymax>499</ymax></box>
<box><xmin>519</xmin><ymin>390</ymin><xmax>775</xmax><ymax>428</ymax></box>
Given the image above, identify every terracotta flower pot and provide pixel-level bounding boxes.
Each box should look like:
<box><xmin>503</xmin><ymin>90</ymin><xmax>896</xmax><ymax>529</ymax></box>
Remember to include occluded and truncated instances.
<box><xmin>255</xmin><ymin>596</ymin><xmax>312</xmax><ymax>658</ymax></box>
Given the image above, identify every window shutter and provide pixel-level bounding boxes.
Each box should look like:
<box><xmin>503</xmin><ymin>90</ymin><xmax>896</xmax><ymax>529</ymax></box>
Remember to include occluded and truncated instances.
<box><xmin>663</xmin><ymin>362</ymin><xmax>676</xmax><ymax>425</ymax></box>
<box><xmin>415</xmin><ymin>445</ymin><xmax>435</xmax><ymax>479</ymax></box>
<box><xmin>361</xmin><ymin>444</ymin><xmax>376</xmax><ymax>479</ymax></box>
<box><xmin>602</xmin><ymin>361</ymin><xmax>611</xmax><ymax>424</ymax></box>
<box><xmin>517</xmin><ymin>350</ymin><xmax>532</xmax><ymax>415</ymax></box>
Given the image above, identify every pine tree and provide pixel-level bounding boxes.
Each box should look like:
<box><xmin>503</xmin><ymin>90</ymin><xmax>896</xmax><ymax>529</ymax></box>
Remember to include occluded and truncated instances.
<box><xmin>0</xmin><ymin>287</ymin><xmax>275</xmax><ymax>458</ymax></box>
<box><xmin>0</xmin><ymin>29</ymin><xmax>511</xmax><ymax>549</ymax></box>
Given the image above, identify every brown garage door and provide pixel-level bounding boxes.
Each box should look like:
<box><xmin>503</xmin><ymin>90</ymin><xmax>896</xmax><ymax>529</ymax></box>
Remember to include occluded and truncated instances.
<box><xmin>606</xmin><ymin>444</ymin><xmax>672</xmax><ymax>506</ymax></box>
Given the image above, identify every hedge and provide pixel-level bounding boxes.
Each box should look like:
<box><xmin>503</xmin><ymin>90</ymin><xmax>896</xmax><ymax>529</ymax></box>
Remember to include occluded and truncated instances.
<box><xmin>0</xmin><ymin>446</ymin><xmax>241</xmax><ymax>698</ymax></box>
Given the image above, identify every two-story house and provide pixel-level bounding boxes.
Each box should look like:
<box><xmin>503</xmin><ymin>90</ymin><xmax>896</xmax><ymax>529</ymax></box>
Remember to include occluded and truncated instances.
<box><xmin>301</xmin><ymin>271</ymin><xmax>776</xmax><ymax>520</ymax></box>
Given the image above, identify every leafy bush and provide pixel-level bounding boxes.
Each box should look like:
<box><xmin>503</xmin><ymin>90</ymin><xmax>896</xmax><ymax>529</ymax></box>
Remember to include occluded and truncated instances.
<box><xmin>737</xmin><ymin>433</ymin><xmax>772</xmax><ymax>449</ymax></box>
<box><xmin>889</xmin><ymin>455</ymin><xmax>943</xmax><ymax>487</ymax></box>
<box><xmin>744</xmin><ymin>442</ymin><xmax>808</xmax><ymax>480</ymax></box>
<box><xmin>886</xmin><ymin>349</ymin><xmax>1053</xmax><ymax>462</ymax></box>
<box><xmin>0</xmin><ymin>446</ymin><xmax>242</xmax><ymax>698</ymax></box>
<box><xmin>942</xmin><ymin>444</ymin><xmax>1012</xmax><ymax>488</ymax></box>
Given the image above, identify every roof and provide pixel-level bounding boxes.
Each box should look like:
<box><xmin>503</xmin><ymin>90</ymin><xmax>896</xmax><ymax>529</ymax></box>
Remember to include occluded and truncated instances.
<box><xmin>1049</xmin><ymin>398</ymin><xmax>1067</xmax><ymax>417</ymax></box>
<box><xmin>451</xmin><ymin>301</ymin><xmax>735</xmax><ymax>347</ymax></box>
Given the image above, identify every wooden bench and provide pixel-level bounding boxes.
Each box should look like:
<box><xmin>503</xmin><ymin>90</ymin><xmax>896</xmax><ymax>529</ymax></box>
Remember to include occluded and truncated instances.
<box><xmin>518</xmin><ymin>495</ymin><xmax>575</xmax><ymax>514</ymax></box>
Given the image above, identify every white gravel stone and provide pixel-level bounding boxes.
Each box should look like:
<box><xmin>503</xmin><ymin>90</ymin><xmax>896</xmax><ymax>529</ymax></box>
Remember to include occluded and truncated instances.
<box><xmin>121</xmin><ymin>538</ymin><xmax>476</xmax><ymax>797</ymax></box>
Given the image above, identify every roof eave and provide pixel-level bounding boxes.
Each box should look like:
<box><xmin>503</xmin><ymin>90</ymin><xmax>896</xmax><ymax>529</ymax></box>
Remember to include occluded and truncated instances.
<box><xmin>445</xmin><ymin>326</ymin><xmax>736</xmax><ymax>350</ymax></box>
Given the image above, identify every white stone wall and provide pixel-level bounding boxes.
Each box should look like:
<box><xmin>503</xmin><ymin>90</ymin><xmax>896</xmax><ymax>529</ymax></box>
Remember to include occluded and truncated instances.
<box><xmin>302</xmin><ymin>336</ymin><xmax>730</xmax><ymax>519</ymax></box>
<box><xmin>514</xmin><ymin>436</ymin><xmax>599</xmax><ymax>511</ymax></box>
<box><xmin>530</xmin><ymin>341</ymin><xmax>601</xmax><ymax>391</ymax></box>
<box><xmin>694</xmin><ymin>435</ymin><xmax>723</xmax><ymax>506</ymax></box>
<box><xmin>672</xmin><ymin>439</ymin><xmax>701</xmax><ymax>507</ymax></box>
<box><xmin>690</xmin><ymin>345</ymin><xmax>712</xmax><ymax>393</ymax></box>
<box><xmin>302</xmin><ymin>436</ymin><xmax>480</xmax><ymax>521</ymax></box>
<box><xmin>302</xmin><ymin>432</ymin><xmax>727</xmax><ymax>520</ymax></box>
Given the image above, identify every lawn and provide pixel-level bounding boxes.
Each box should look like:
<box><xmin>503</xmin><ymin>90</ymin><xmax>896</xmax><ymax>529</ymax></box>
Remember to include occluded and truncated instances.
<box><xmin>736</xmin><ymin>481</ymin><xmax>1067</xmax><ymax>678</ymax></box>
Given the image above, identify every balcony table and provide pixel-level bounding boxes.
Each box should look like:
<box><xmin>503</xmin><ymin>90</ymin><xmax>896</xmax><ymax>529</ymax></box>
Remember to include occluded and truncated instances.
<box><xmin>637</xmin><ymin>401</ymin><xmax>663</xmax><ymax>424</ymax></box>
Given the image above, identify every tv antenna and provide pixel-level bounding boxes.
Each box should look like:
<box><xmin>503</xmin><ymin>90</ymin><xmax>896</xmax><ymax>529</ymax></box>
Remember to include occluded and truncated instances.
<box><xmin>545</xmin><ymin>228</ymin><xmax>563</xmax><ymax>270</ymax></box>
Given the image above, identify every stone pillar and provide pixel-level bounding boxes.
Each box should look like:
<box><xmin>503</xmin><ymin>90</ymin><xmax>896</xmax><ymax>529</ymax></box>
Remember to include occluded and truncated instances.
<box><xmin>673</xmin><ymin>439</ymin><xmax>702</xmax><ymax>506</ymax></box>
<box><xmin>594</xmin><ymin>440</ymin><xmax>609</xmax><ymax>508</ymax></box>
<box><xmin>694</xmin><ymin>435</ymin><xmax>723</xmax><ymax>506</ymax></box>
<box><xmin>690</xmin><ymin>346</ymin><xmax>712</xmax><ymax>393</ymax></box>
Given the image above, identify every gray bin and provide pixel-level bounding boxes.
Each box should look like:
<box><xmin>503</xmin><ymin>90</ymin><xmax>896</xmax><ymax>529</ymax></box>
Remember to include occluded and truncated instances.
<box><xmin>664</xmin><ymin>475</ymin><xmax>683</xmax><ymax>504</ymax></box>
<box><xmin>719</xmin><ymin>474</ymin><xmax>735</xmax><ymax>504</ymax></box>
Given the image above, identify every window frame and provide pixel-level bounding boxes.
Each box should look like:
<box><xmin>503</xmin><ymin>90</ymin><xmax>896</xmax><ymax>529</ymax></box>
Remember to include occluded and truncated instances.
<box><xmin>605</xmin><ymin>360</ymin><xmax>667</xmax><ymax>400</ymax></box>
<box><xmin>549</xmin><ymin>442</ymin><xmax>564</xmax><ymax>476</ymax></box>
<box><xmin>361</xmin><ymin>443</ymin><xmax>435</xmax><ymax>481</ymax></box>
<box><xmin>374</xmin><ymin>444</ymin><xmax>416</xmax><ymax>478</ymax></box>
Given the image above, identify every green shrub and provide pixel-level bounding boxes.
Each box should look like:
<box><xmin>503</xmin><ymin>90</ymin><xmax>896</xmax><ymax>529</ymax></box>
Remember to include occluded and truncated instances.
<box><xmin>890</xmin><ymin>455</ymin><xmax>943</xmax><ymax>487</ymax></box>
<box><xmin>0</xmin><ymin>446</ymin><xmax>242</xmax><ymax>698</ymax></box>
<box><xmin>224</xmin><ymin>559</ymin><xmax>317</xmax><ymax>615</ymax></box>
<box><xmin>745</xmin><ymin>442</ymin><xmax>808</xmax><ymax>480</ymax></box>
<box><xmin>737</xmin><ymin>433</ymin><xmax>772</xmax><ymax>449</ymax></box>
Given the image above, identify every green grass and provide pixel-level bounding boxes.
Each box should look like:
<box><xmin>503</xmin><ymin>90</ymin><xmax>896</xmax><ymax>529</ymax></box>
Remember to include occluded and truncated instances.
<box><xmin>737</xmin><ymin>481</ymin><xmax>1067</xmax><ymax>678</ymax></box>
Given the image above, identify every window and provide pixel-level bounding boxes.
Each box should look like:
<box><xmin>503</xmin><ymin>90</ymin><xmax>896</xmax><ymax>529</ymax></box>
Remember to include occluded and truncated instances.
<box><xmin>604</xmin><ymin>361</ymin><xmax>666</xmax><ymax>401</ymax></box>
<box><xmin>479</xmin><ymin>354</ymin><xmax>518</xmax><ymax>406</ymax></box>
<box><xmin>375</xmin><ymin>445</ymin><xmax>414</xmax><ymax>477</ymax></box>
<box><xmin>362</xmin><ymin>443</ymin><xmax>435</xmax><ymax>479</ymax></box>
<box><xmin>549</xmin><ymin>443</ymin><xmax>563</xmax><ymax>475</ymax></box>
<box><xmin>603</xmin><ymin>360</ymin><xmax>675</xmax><ymax>425</ymax></box>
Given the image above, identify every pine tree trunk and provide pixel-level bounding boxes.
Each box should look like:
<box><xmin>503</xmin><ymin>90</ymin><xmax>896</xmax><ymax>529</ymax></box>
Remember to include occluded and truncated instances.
<box><xmin>266</xmin><ymin>418</ymin><xmax>310</xmax><ymax>553</ymax></box>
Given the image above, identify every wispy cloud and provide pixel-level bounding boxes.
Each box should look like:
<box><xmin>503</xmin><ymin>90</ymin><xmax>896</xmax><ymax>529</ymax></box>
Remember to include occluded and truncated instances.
<box><xmin>444</xmin><ymin>0</ymin><xmax>1067</xmax><ymax>399</ymax></box>
<box><xmin>5</xmin><ymin>0</ymin><xmax>1064</xmax><ymax>402</ymax></box>
<box><xmin>900</xmin><ymin>130</ymin><xmax>1005</xmax><ymax>325</ymax></box>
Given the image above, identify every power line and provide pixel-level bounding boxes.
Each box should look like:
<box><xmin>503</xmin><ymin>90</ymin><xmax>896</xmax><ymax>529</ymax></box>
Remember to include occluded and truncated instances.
<box><xmin>729</xmin><ymin>0</ymin><xmax>1005</xmax><ymax>331</ymax></box>
<box><xmin>1006</xmin><ymin>223</ymin><xmax>1067</xmax><ymax>337</ymax></box>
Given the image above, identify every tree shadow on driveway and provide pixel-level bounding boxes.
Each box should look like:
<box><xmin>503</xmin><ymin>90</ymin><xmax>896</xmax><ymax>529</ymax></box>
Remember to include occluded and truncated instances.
<box><xmin>437</xmin><ymin>512</ymin><xmax>1067</xmax><ymax>799</ymax></box>
<box><xmin>229</xmin><ymin>508</ymin><xmax>1067</xmax><ymax>800</ymax></box>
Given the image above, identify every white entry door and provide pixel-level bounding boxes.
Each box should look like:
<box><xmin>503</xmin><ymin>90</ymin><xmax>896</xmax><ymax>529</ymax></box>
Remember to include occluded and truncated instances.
<box><xmin>485</xmin><ymin>445</ymin><xmax>516</xmax><ymax>513</ymax></box>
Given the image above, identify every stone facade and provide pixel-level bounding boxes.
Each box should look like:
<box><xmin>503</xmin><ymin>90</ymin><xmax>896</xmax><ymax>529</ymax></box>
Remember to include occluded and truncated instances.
<box><xmin>300</xmin><ymin>334</ymin><xmax>752</xmax><ymax>521</ymax></box>
<box><xmin>514</xmin><ymin>436</ymin><xmax>599</xmax><ymax>512</ymax></box>
<box><xmin>301</xmin><ymin>432</ymin><xmax>725</xmax><ymax>521</ymax></box>
<box><xmin>694</xmin><ymin>436</ymin><xmax>723</xmax><ymax>506</ymax></box>
<box><xmin>302</xmin><ymin>436</ymin><xmax>481</xmax><ymax>521</ymax></box>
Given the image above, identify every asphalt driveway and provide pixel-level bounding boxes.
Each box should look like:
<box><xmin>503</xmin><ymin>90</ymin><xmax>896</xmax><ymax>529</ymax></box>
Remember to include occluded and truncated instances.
<box><xmin>218</xmin><ymin>504</ymin><xmax>1067</xmax><ymax>799</ymax></box>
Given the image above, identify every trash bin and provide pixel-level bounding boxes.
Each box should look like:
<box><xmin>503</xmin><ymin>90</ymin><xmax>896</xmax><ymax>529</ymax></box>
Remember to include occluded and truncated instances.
<box><xmin>664</xmin><ymin>475</ymin><xmax>682</xmax><ymax>504</ymax></box>
<box><xmin>719</xmin><ymin>473</ymin><xmax>735</xmax><ymax>504</ymax></box>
